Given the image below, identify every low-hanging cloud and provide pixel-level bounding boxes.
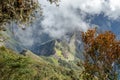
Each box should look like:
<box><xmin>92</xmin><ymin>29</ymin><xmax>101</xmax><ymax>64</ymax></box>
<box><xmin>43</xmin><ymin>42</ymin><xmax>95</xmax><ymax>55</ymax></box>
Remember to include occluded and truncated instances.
<box><xmin>38</xmin><ymin>0</ymin><xmax>120</xmax><ymax>38</ymax></box>
<box><xmin>11</xmin><ymin>0</ymin><xmax>120</xmax><ymax>48</ymax></box>
<box><xmin>39</xmin><ymin>0</ymin><xmax>90</xmax><ymax>38</ymax></box>
<box><xmin>78</xmin><ymin>0</ymin><xmax>120</xmax><ymax>19</ymax></box>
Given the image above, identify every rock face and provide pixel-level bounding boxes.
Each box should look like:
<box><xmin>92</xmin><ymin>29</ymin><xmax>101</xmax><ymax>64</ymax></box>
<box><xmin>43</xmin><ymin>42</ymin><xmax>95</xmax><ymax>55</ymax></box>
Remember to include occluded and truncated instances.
<box><xmin>35</xmin><ymin>40</ymin><xmax>56</xmax><ymax>56</ymax></box>
<box><xmin>4</xmin><ymin>26</ymin><xmax>84</xmax><ymax>61</ymax></box>
<box><xmin>32</xmin><ymin>31</ymin><xmax>84</xmax><ymax>61</ymax></box>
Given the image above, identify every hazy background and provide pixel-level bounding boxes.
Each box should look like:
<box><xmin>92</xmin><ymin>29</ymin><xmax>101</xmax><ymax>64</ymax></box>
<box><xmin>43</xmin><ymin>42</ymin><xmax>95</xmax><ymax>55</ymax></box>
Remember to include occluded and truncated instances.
<box><xmin>8</xmin><ymin>0</ymin><xmax>120</xmax><ymax>50</ymax></box>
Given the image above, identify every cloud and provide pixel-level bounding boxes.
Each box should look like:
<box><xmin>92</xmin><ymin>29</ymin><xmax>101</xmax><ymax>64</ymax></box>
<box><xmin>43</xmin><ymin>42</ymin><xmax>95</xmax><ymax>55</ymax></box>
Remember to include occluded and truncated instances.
<box><xmin>70</xmin><ymin>0</ymin><xmax>120</xmax><ymax>19</ymax></box>
<box><xmin>12</xmin><ymin>0</ymin><xmax>120</xmax><ymax>48</ymax></box>
<box><xmin>38</xmin><ymin>0</ymin><xmax>120</xmax><ymax>38</ymax></box>
<box><xmin>105</xmin><ymin>0</ymin><xmax>120</xmax><ymax>19</ymax></box>
<box><xmin>77</xmin><ymin>0</ymin><xmax>105</xmax><ymax>14</ymax></box>
<box><xmin>12</xmin><ymin>23</ymin><xmax>34</xmax><ymax>47</ymax></box>
<box><xmin>38</xmin><ymin>0</ymin><xmax>91</xmax><ymax>38</ymax></box>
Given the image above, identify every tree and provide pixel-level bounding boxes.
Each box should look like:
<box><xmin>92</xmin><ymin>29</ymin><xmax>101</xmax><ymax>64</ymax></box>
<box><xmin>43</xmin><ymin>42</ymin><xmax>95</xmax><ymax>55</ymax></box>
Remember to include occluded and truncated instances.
<box><xmin>0</xmin><ymin>0</ymin><xmax>39</xmax><ymax>26</ymax></box>
<box><xmin>0</xmin><ymin>0</ymin><xmax>59</xmax><ymax>30</ymax></box>
<box><xmin>49</xmin><ymin>0</ymin><xmax>60</xmax><ymax>6</ymax></box>
<box><xmin>81</xmin><ymin>28</ymin><xmax>120</xmax><ymax>80</ymax></box>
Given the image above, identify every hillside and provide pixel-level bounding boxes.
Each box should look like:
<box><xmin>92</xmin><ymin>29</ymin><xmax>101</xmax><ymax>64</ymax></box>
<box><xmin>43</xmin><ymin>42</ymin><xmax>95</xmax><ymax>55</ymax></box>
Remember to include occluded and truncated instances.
<box><xmin>1</xmin><ymin>0</ymin><xmax>120</xmax><ymax>80</ymax></box>
<box><xmin>0</xmin><ymin>46</ymin><xmax>82</xmax><ymax>80</ymax></box>
<box><xmin>32</xmin><ymin>31</ymin><xmax>84</xmax><ymax>60</ymax></box>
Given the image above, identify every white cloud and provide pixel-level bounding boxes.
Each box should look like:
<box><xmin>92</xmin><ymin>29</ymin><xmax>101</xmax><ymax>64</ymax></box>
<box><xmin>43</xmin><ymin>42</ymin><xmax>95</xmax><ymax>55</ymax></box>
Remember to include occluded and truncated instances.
<box><xmin>13</xmin><ymin>24</ymin><xmax>34</xmax><ymax>46</ymax></box>
<box><xmin>39</xmin><ymin>0</ymin><xmax>90</xmax><ymax>38</ymax></box>
<box><xmin>78</xmin><ymin>0</ymin><xmax>105</xmax><ymax>14</ymax></box>
<box><xmin>38</xmin><ymin>0</ymin><xmax>120</xmax><ymax>38</ymax></box>
<box><xmin>105</xmin><ymin>0</ymin><xmax>120</xmax><ymax>19</ymax></box>
<box><xmin>13</xmin><ymin>0</ymin><xmax>120</xmax><ymax>47</ymax></box>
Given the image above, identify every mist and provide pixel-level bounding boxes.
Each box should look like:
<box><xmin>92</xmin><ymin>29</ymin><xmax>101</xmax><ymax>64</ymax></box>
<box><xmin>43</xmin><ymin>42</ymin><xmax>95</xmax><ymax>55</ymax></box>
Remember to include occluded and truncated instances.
<box><xmin>10</xmin><ymin>0</ymin><xmax>120</xmax><ymax>50</ymax></box>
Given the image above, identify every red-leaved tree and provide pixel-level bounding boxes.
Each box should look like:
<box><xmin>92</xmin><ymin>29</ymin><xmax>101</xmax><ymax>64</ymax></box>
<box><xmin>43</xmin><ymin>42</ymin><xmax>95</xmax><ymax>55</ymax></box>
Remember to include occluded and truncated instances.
<box><xmin>81</xmin><ymin>28</ymin><xmax>120</xmax><ymax>80</ymax></box>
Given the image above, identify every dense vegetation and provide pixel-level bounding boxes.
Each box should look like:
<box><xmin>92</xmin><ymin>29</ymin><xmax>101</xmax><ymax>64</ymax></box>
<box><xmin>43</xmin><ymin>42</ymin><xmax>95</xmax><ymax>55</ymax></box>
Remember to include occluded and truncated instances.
<box><xmin>0</xmin><ymin>46</ymin><xmax>81</xmax><ymax>80</ymax></box>
<box><xmin>0</xmin><ymin>0</ymin><xmax>39</xmax><ymax>29</ymax></box>
<box><xmin>81</xmin><ymin>29</ymin><xmax>120</xmax><ymax>80</ymax></box>
<box><xmin>0</xmin><ymin>0</ymin><xmax>120</xmax><ymax>80</ymax></box>
<box><xmin>0</xmin><ymin>0</ymin><xmax>82</xmax><ymax>80</ymax></box>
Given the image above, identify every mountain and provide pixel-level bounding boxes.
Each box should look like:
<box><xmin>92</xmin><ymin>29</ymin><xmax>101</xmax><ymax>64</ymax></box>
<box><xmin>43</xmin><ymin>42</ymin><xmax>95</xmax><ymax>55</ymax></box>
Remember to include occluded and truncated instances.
<box><xmin>32</xmin><ymin>31</ymin><xmax>84</xmax><ymax>61</ymax></box>
<box><xmin>0</xmin><ymin>46</ymin><xmax>82</xmax><ymax>80</ymax></box>
<box><xmin>0</xmin><ymin>25</ymin><xmax>84</xmax><ymax>66</ymax></box>
<box><xmin>0</xmin><ymin>27</ymin><xmax>24</xmax><ymax>52</ymax></box>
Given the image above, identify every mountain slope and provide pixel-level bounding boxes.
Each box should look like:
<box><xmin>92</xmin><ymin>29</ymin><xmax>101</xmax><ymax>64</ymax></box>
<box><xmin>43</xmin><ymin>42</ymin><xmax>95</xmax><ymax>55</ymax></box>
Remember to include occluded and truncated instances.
<box><xmin>0</xmin><ymin>46</ymin><xmax>82</xmax><ymax>80</ymax></box>
<box><xmin>33</xmin><ymin>31</ymin><xmax>84</xmax><ymax>61</ymax></box>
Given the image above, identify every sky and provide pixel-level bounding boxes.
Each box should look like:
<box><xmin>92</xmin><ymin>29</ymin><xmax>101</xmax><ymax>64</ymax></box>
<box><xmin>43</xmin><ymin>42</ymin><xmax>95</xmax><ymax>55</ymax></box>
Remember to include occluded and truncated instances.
<box><xmin>12</xmin><ymin>0</ymin><xmax>120</xmax><ymax>47</ymax></box>
<box><xmin>38</xmin><ymin>0</ymin><xmax>120</xmax><ymax>37</ymax></box>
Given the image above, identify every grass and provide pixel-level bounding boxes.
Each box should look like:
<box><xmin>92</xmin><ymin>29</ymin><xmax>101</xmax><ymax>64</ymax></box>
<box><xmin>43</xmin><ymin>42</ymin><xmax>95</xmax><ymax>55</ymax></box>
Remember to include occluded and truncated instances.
<box><xmin>0</xmin><ymin>46</ymin><xmax>82</xmax><ymax>80</ymax></box>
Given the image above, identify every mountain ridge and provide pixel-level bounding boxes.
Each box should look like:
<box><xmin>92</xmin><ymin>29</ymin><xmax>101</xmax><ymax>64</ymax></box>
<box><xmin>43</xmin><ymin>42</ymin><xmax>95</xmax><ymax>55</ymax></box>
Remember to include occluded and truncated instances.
<box><xmin>0</xmin><ymin>46</ymin><xmax>82</xmax><ymax>80</ymax></box>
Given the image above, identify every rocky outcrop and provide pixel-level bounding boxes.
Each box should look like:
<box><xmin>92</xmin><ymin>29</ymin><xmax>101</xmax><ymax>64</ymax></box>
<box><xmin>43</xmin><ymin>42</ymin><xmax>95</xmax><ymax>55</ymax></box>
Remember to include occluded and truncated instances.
<box><xmin>33</xmin><ymin>31</ymin><xmax>84</xmax><ymax>61</ymax></box>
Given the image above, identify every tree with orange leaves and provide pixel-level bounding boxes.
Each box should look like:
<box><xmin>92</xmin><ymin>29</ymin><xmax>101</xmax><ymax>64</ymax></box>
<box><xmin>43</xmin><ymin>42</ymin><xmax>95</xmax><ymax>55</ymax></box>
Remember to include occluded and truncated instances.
<box><xmin>81</xmin><ymin>28</ymin><xmax>120</xmax><ymax>80</ymax></box>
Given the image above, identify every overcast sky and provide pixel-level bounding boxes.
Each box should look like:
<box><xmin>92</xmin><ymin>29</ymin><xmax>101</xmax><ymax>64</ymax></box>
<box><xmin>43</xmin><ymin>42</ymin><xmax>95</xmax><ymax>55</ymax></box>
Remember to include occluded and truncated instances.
<box><xmin>13</xmin><ymin>0</ymin><xmax>120</xmax><ymax>47</ymax></box>
<box><xmin>38</xmin><ymin>0</ymin><xmax>120</xmax><ymax>38</ymax></box>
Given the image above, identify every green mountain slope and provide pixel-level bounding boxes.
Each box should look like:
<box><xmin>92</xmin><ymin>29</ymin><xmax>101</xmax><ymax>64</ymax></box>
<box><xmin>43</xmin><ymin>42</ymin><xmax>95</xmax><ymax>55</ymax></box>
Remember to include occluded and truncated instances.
<box><xmin>37</xmin><ymin>32</ymin><xmax>84</xmax><ymax>61</ymax></box>
<box><xmin>0</xmin><ymin>46</ymin><xmax>82</xmax><ymax>80</ymax></box>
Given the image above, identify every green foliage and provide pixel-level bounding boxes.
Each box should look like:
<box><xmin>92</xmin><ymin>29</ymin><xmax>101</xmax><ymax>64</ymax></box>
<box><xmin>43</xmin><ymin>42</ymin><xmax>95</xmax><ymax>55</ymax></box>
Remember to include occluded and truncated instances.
<box><xmin>0</xmin><ymin>46</ymin><xmax>81</xmax><ymax>80</ymax></box>
<box><xmin>0</xmin><ymin>0</ymin><xmax>40</xmax><ymax>30</ymax></box>
<box><xmin>0</xmin><ymin>0</ymin><xmax>60</xmax><ymax>30</ymax></box>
